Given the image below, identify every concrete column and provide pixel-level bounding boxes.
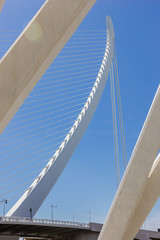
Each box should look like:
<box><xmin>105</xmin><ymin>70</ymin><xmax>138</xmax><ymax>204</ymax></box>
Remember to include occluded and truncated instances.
<box><xmin>122</xmin><ymin>154</ymin><xmax>160</xmax><ymax>240</ymax></box>
<box><xmin>98</xmin><ymin>85</ymin><xmax>160</xmax><ymax>240</ymax></box>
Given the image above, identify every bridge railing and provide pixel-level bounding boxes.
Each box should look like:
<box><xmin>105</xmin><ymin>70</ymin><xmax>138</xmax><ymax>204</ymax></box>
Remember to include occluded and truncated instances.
<box><xmin>0</xmin><ymin>216</ymin><xmax>90</xmax><ymax>229</ymax></box>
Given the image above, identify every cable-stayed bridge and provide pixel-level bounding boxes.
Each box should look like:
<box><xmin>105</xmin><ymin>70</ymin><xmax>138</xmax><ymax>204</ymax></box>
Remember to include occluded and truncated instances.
<box><xmin>0</xmin><ymin>1</ymin><xmax>160</xmax><ymax>240</ymax></box>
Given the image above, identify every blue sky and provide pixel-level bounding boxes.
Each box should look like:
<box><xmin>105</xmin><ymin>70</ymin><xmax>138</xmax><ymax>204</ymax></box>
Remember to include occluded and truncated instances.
<box><xmin>0</xmin><ymin>0</ymin><xmax>160</xmax><ymax>230</ymax></box>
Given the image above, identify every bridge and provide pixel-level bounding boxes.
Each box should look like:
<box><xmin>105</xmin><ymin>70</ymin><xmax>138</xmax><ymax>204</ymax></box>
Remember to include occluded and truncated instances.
<box><xmin>0</xmin><ymin>217</ymin><xmax>91</xmax><ymax>239</ymax></box>
<box><xmin>0</xmin><ymin>217</ymin><xmax>160</xmax><ymax>240</ymax></box>
<box><xmin>0</xmin><ymin>1</ymin><xmax>160</xmax><ymax>240</ymax></box>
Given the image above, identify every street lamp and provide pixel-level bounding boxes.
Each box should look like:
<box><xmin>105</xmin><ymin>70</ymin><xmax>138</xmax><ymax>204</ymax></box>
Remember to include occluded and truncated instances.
<box><xmin>0</xmin><ymin>199</ymin><xmax>7</xmax><ymax>216</ymax></box>
<box><xmin>30</xmin><ymin>208</ymin><xmax>33</xmax><ymax>220</ymax></box>
<box><xmin>51</xmin><ymin>205</ymin><xmax>58</xmax><ymax>221</ymax></box>
<box><xmin>72</xmin><ymin>212</ymin><xmax>75</xmax><ymax>222</ymax></box>
<box><xmin>89</xmin><ymin>210</ymin><xmax>92</xmax><ymax>223</ymax></box>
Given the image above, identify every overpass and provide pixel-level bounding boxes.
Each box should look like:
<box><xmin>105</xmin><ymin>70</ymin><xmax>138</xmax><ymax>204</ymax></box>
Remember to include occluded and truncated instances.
<box><xmin>0</xmin><ymin>217</ymin><xmax>98</xmax><ymax>240</ymax></box>
<box><xmin>0</xmin><ymin>217</ymin><xmax>160</xmax><ymax>240</ymax></box>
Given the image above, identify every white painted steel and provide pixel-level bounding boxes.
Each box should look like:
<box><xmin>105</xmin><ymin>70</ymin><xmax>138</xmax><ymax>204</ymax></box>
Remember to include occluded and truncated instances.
<box><xmin>98</xmin><ymin>85</ymin><xmax>160</xmax><ymax>240</ymax></box>
<box><xmin>6</xmin><ymin>17</ymin><xmax>114</xmax><ymax>217</ymax></box>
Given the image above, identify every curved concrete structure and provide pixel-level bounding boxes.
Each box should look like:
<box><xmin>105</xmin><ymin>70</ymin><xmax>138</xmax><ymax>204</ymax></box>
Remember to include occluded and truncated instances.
<box><xmin>6</xmin><ymin>16</ymin><xmax>114</xmax><ymax>218</ymax></box>
<box><xmin>0</xmin><ymin>0</ymin><xmax>96</xmax><ymax>135</ymax></box>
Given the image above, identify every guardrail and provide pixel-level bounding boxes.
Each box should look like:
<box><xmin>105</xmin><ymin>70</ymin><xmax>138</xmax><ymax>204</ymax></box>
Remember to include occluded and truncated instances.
<box><xmin>0</xmin><ymin>216</ymin><xmax>90</xmax><ymax>229</ymax></box>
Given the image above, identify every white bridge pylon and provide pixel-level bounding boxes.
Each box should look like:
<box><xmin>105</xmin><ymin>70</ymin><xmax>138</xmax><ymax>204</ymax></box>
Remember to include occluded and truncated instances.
<box><xmin>4</xmin><ymin>1</ymin><xmax>114</xmax><ymax>216</ymax></box>
<box><xmin>98</xmin><ymin>85</ymin><xmax>160</xmax><ymax>240</ymax></box>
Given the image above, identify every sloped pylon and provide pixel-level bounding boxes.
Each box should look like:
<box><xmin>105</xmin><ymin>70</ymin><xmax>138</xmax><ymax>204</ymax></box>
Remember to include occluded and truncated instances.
<box><xmin>5</xmin><ymin>6</ymin><xmax>114</xmax><ymax>216</ymax></box>
<box><xmin>0</xmin><ymin>0</ymin><xmax>96</xmax><ymax>135</ymax></box>
<box><xmin>98</xmin><ymin>85</ymin><xmax>160</xmax><ymax>240</ymax></box>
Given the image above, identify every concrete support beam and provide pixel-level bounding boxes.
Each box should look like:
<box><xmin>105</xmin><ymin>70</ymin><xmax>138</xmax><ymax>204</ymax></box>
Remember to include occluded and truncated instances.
<box><xmin>0</xmin><ymin>0</ymin><xmax>96</xmax><ymax>134</ymax></box>
<box><xmin>122</xmin><ymin>153</ymin><xmax>160</xmax><ymax>240</ymax></box>
<box><xmin>98</xmin><ymin>85</ymin><xmax>160</xmax><ymax>240</ymax></box>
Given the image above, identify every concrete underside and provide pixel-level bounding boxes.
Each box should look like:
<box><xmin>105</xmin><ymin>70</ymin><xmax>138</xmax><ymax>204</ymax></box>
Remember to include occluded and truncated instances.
<box><xmin>0</xmin><ymin>227</ymin><xmax>160</xmax><ymax>240</ymax></box>
<box><xmin>0</xmin><ymin>222</ymin><xmax>100</xmax><ymax>240</ymax></box>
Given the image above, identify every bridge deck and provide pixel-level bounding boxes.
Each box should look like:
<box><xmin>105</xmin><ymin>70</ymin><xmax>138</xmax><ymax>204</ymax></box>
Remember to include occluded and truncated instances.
<box><xmin>0</xmin><ymin>217</ymin><xmax>91</xmax><ymax>239</ymax></box>
<box><xmin>0</xmin><ymin>217</ymin><xmax>160</xmax><ymax>240</ymax></box>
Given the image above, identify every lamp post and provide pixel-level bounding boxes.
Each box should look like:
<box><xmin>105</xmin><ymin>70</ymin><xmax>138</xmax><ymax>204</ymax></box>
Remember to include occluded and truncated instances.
<box><xmin>0</xmin><ymin>199</ymin><xmax>7</xmax><ymax>216</ymax></box>
<box><xmin>3</xmin><ymin>200</ymin><xmax>7</xmax><ymax>216</ymax></box>
<box><xmin>72</xmin><ymin>212</ymin><xmax>75</xmax><ymax>222</ymax></box>
<box><xmin>89</xmin><ymin>211</ymin><xmax>91</xmax><ymax>223</ymax></box>
<box><xmin>30</xmin><ymin>208</ymin><xmax>32</xmax><ymax>220</ymax></box>
<box><xmin>51</xmin><ymin>205</ymin><xmax>58</xmax><ymax>221</ymax></box>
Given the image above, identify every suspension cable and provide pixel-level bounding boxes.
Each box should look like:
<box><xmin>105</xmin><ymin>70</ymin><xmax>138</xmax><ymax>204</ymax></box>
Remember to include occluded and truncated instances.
<box><xmin>14</xmin><ymin>96</ymin><xmax>88</xmax><ymax>118</ymax></box>
<box><xmin>9</xmin><ymin>101</ymin><xmax>85</xmax><ymax>125</ymax></box>
<box><xmin>110</xmin><ymin>62</ymin><xmax>120</xmax><ymax>188</ymax></box>
<box><xmin>0</xmin><ymin>28</ymin><xmax>107</xmax><ymax>205</ymax></box>
<box><xmin>113</xmin><ymin>42</ymin><xmax>127</xmax><ymax>168</ymax></box>
<box><xmin>0</xmin><ymin>107</ymin><xmax>82</xmax><ymax>144</ymax></box>
<box><xmin>14</xmin><ymin>91</ymin><xmax>90</xmax><ymax>113</ymax></box>
<box><xmin>0</xmin><ymin>120</ymin><xmax>75</xmax><ymax>160</ymax></box>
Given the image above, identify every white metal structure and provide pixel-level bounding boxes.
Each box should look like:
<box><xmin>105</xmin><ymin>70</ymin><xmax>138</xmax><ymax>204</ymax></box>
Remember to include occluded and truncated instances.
<box><xmin>98</xmin><ymin>85</ymin><xmax>160</xmax><ymax>240</ymax></box>
<box><xmin>6</xmin><ymin>17</ymin><xmax>115</xmax><ymax>217</ymax></box>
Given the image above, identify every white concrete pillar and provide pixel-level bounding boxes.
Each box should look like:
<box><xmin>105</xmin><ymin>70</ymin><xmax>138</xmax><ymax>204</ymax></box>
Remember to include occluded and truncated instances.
<box><xmin>0</xmin><ymin>0</ymin><xmax>96</xmax><ymax>134</ymax></box>
<box><xmin>98</xmin><ymin>85</ymin><xmax>160</xmax><ymax>240</ymax></box>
